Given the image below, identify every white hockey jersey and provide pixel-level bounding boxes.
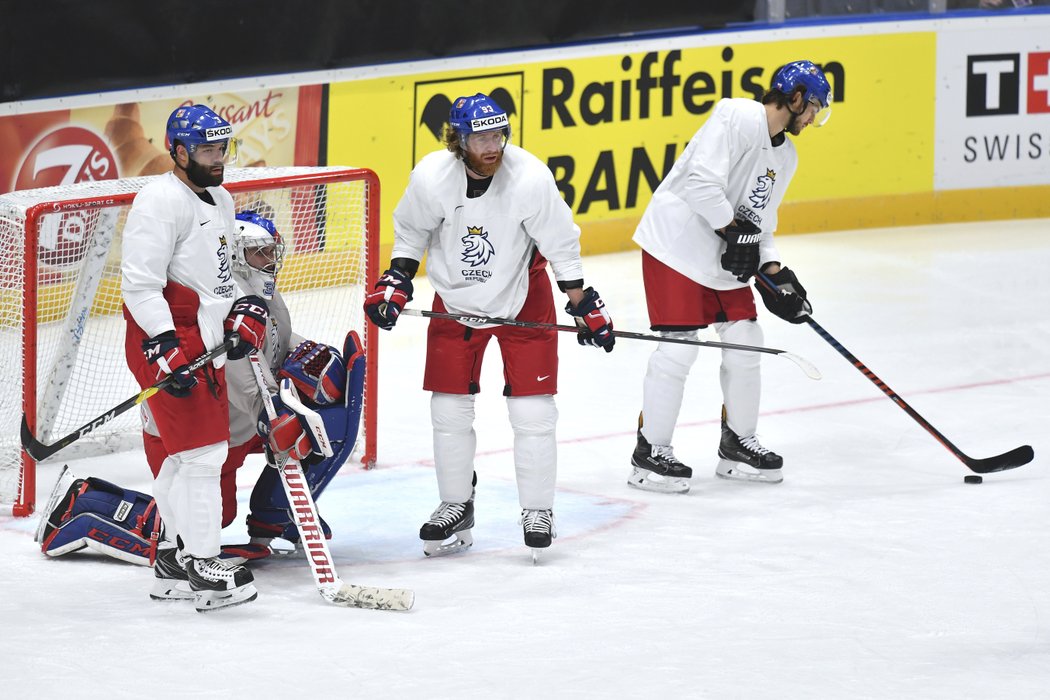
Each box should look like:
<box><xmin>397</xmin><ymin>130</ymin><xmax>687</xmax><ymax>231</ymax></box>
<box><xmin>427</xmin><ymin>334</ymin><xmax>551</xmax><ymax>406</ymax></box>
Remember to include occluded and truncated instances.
<box><xmin>143</xmin><ymin>274</ymin><xmax>297</xmax><ymax>448</ymax></box>
<box><xmin>121</xmin><ymin>172</ymin><xmax>238</xmax><ymax>365</ymax></box>
<box><xmin>392</xmin><ymin>144</ymin><xmax>584</xmax><ymax>321</ymax></box>
<box><xmin>633</xmin><ymin>98</ymin><xmax>798</xmax><ymax>291</ymax></box>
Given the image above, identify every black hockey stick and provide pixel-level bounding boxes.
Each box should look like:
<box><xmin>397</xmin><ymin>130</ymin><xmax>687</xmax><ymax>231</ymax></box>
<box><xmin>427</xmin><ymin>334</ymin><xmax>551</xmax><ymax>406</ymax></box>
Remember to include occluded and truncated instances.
<box><xmin>248</xmin><ymin>355</ymin><xmax>414</xmax><ymax>611</ymax></box>
<box><xmin>20</xmin><ymin>336</ymin><xmax>239</xmax><ymax>462</ymax></box>
<box><xmin>756</xmin><ymin>272</ymin><xmax>1034</xmax><ymax>474</ymax></box>
<box><xmin>400</xmin><ymin>308</ymin><xmax>821</xmax><ymax>380</ymax></box>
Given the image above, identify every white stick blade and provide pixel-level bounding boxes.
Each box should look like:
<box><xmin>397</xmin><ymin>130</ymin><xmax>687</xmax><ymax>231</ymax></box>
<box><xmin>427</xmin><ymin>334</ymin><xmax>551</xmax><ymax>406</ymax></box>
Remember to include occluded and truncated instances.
<box><xmin>321</xmin><ymin>582</ymin><xmax>415</xmax><ymax>611</ymax></box>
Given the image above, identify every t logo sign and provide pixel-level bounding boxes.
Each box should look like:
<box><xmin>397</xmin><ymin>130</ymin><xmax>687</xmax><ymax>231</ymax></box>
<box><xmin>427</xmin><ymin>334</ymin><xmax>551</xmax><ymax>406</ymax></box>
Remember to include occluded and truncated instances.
<box><xmin>1027</xmin><ymin>52</ymin><xmax>1050</xmax><ymax>114</ymax></box>
<box><xmin>967</xmin><ymin>54</ymin><xmax>1021</xmax><ymax>116</ymax></box>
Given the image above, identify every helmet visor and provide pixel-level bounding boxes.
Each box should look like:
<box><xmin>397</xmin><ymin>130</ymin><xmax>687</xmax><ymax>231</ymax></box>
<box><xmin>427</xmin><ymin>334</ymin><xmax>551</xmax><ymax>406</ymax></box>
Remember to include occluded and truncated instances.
<box><xmin>809</xmin><ymin>98</ymin><xmax>831</xmax><ymax>128</ymax></box>
<box><xmin>463</xmin><ymin>128</ymin><xmax>509</xmax><ymax>151</ymax></box>
<box><xmin>187</xmin><ymin>137</ymin><xmax>239</xmax><ymax>165</ymax></box>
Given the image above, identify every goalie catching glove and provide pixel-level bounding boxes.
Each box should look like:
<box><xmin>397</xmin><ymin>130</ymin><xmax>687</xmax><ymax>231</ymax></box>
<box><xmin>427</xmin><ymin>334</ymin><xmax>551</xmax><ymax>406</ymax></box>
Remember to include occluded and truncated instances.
<box><xmin>364</xmin><ymin>268</ymin><xmax>413</xmax><ymax>330</ymax></box>
<box><xmin>565</xmin><ymin>287</ymin><xmax>615</xmax><ymax>353</ymax></box>
<box><xmin>756</xmin><ymin>266</ymin><xmax>813</xmax><ymax>324</ymax></box>
<box><xmin>224</xmin><ymin>295</ymin><xmax>269</xmax><ymax>360</ymax></box>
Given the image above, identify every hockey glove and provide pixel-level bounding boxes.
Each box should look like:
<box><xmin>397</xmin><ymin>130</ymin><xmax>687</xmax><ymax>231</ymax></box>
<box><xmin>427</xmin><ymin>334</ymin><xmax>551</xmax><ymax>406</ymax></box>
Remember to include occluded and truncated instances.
<box><xmin>142</xmin><ymin>331</ymin><xmax>197</xmax><ymax>397</ymax></box>
<box><xmin>719</xmin><ymin>219</ymin><xmax>762</xmax><ymax>283</ymax></box>
<box><xmin>363</xmin><ymin>268</ymin><xmax>413</xmax><ymax>330</ymax></box>
<box><xmin>224</xmin><ymin>295</ymin><xmax>269</xmax><ymax>360</ymax></box>
<box><xmin>565</xmin><ymin>287</ymin><xmax>615</xmax><ymax>353</ymax></box>
<box><xmin>756</xmin><ymin>266</ymin><xmax>813</xmax><ymax>324</ymax></box>
<box><xmin>257</xmin><ymin>401</ymin><xmax>314</xmax><ymax>462</ymax></box>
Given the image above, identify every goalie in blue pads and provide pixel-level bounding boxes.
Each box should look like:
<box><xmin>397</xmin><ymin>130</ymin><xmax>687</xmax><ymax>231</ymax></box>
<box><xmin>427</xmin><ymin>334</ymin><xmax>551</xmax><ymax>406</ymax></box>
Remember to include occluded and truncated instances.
<box><xmin>245</xmin><ymin>330</ymin><xmax>366</xmax><ymax>548</ymax></box>
<box><xmin>36</xmin><ymin>466</ymin><xmax>161</xmax><ymax>565</ymax></box>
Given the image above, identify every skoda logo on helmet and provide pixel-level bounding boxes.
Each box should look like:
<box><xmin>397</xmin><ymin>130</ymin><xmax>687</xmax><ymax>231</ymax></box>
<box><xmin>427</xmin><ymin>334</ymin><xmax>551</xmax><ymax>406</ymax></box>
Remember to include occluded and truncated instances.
<box><xmin>470</xmin><ymin>114</ymin><xmax>509</xmax><ymax>132</ymax></box>
<box><xmin>205</xmin><ymin>125</ymin><xmax>233</xmax><ymax>141</ymax></box>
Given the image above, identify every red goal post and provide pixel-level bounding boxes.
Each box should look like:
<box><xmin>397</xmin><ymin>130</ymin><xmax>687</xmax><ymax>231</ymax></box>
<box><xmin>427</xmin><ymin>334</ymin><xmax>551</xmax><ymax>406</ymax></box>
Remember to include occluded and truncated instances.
<box><xmin>0</xmin><ymin>166</ymin><xmax>380</xmax><ymax>517</ymax></box>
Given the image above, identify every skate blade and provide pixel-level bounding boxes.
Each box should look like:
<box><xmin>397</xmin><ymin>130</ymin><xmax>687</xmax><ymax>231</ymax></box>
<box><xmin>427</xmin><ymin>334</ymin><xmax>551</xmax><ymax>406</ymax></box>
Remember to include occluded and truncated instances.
<box><xmin>627</xmin><ymin>467</ymin><xmax>691</xmax><ymax>494</ymax></box>
<box><xmin>422</xmin><ymin>531</ymin><xmax>473</xmax><ymax>557</ymax></box>
<box><xmin>194</xmin><ymin>583</ymin><xmax>259</xmax><ymax>613</ymax></box>
<box><xmin>715</xmin><ymin>459</ymin><xmax>783</xmax><ymax>484</ymax></box>
<box><xmin>149</xmin><ymin>579</ymin><xmax>195</xmax><ymax>601</ymax></box>
<box><xmin>34</xmin><ymin>465</ymin><xmax>76</xmax><ymax>543</ymax></box>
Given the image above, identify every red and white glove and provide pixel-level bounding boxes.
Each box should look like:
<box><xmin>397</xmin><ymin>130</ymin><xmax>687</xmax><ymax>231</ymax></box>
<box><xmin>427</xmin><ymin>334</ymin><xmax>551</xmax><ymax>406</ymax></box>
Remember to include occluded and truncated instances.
<box><xmin>224</xmin><ymin>295</ymin><xmax>269</xmax><ymax>360</ymax></box>
<box><xmin>142</xmin><ymin>331</ymin><xmax>197</xmax><ymax>397</ymax></box>
<box><xmin>565</xmin><ymin>287</ymin><xmax>615</xmax><ymax>353</ymax></box>
<box><xmin>363</xmin><ymin>268</ymin><xmax>413</xmax><ymax>330</ymax></box>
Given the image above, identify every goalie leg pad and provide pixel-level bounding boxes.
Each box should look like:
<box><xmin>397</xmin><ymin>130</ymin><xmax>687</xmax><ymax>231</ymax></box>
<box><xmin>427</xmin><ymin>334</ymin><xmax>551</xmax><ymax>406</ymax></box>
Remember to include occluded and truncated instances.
<box><xmin>40</xmin><ymin>475</ymin><xmax>160</xmax><ymax>565</ymax></box>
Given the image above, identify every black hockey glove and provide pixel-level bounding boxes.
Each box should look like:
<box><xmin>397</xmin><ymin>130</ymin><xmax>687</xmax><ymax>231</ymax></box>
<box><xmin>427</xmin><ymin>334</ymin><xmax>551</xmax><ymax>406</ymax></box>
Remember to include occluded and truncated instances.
<box><xmin>719</xmin><ymin>219</ymin><xmax>762</xmax><ymax>282</ymax></box>
<box><xmin>756</xmin><ymin>266</ymin><xmax>813</xmax><ymax>324</ymax></box>
<box><xmin>142</xmin><ymin>331</ymin><xmax>197</xmax><ymax>397</ymax></box>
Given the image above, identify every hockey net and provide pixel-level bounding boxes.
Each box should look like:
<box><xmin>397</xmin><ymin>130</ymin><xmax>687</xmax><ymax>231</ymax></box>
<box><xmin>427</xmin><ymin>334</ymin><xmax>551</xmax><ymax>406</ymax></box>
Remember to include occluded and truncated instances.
<box><xmin>0</xmin><ymin>166</ymin><xmax>379</xmax><ymax>516</ymax></box>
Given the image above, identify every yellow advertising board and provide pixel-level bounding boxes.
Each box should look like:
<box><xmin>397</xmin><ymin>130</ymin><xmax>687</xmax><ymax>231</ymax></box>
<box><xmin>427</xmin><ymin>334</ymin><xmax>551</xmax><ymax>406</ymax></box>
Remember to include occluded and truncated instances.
<box><xmin>328</xmin><ymin>33</ymin><xmax>936</xmax><ymax>257</ymax></box>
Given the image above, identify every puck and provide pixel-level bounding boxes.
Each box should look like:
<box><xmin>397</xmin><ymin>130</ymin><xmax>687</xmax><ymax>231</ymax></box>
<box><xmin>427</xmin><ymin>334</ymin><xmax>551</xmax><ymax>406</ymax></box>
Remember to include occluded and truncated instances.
<box><xmin>964</xmin><ymin>475</ymin><xmax>983</xmax><ymax>484</ymax></box>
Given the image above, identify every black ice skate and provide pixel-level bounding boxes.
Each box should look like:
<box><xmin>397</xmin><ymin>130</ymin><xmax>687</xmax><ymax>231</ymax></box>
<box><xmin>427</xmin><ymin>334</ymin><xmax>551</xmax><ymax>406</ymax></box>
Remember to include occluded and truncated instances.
<box><xmin>420</xmin><ymin>472</ymin><xmax>476</xmax><ymax>557</ymax></box>
<box><xmin>185</xmin><ymin>556</ymin><xmax>259</xmax><ymax>612</ymax></box>
<box><xmin>628</xmin><ymin>430</ymin><xmax>693</xmax><ymax>494</ymax></box>
<box><xmin>716</xmin><ymin>419</ymin><xmax>784</xmax><ymax>484</ymax></box>
<box><xmin>419</xmin><ymin>500</ymin><xmax>474</xmax><ymax>557</ymax></box>
<box><xmin>150</xmin><ymin>546</ymin><xmax>195</xmax><ymax>601</ymax></box>
<box><xmin>521</xmin><ymin>508</ymin><xmax>556</xmax><ymax>564</ymax></box>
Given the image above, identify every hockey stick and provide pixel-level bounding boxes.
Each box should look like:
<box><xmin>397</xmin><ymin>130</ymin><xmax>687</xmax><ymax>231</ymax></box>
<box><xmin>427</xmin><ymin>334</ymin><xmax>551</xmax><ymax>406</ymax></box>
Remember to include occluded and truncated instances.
<box><xmin>401</xmin><ymin>308</ymin><xmax>822</xmax><ymax>380</ymax></box>
<box><xmin>20</xmin><ymin>336</ymin><xmax>239</xmax><ymax>462</ymax></box>
<box><xmin>249</xmin><ymin>355</ymin><xmax>414</xmax><ymax>611</ymax></box>
<box><xmin>756</xmin><ymin>272</ymin><xmax>1034</xmax><ymax>474</ymax></box>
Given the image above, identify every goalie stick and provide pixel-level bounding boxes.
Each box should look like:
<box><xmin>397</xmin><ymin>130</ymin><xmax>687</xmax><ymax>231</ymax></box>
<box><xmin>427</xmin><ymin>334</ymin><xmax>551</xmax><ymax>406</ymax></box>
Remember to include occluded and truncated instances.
<box><xmin>401</xmin><ymin>308</ymin><xmax>822</xmax><ymax>380</ymax></box>
<box><xmin>756</xmin><ymin>272</ymin><xmax>1034</xmax><ymax>474</ymax></box>
<box><xmin>249</xmin><ymin>355</ymin><xmax>414</xmax><ymax>611</ymax></box>
<box><xmin>21</xmin><ymin>335</ymin><xmax>239</xmax><ymax>462</ymax></box>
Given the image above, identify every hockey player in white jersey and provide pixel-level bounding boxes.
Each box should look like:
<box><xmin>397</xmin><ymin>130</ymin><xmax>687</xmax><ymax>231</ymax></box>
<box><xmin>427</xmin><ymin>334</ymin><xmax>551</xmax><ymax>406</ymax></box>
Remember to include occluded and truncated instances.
<box><xmin>39</xmin><ymin>211</ymin><xmax>364</xmax><ymax>581</ymax></box>
<box><xmin>628</xmin><ymin>61</ymin><xmax>829</xmax><ymax>493</ymax></box>
<box><xmin>120</xmin><ymin>105</ymin><xmax>269</xmax><ymax>611</ymax></box>
<box><xmin>363</xmin><ymin>92</ymin><xmax>615</xmax><ymax>559</ymax></box>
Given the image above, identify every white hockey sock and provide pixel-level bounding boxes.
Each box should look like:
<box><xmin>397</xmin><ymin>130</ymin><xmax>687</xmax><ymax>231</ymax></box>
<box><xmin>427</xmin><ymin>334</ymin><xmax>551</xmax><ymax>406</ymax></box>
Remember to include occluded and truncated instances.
<box><xmin>716</xmin><ymin>320</ymin><xmax>763</xmax><ymax>437</ymax></box>
<box><xmin>152</xmin><ymin>454</ymin><xmax>178</xmax><ymax>543</ymax></box>
<box><xmin>641</xmin><ymin>331</ymin><xmax>700</xmax><ymax>446</ymax></box>
<box><xmin>431</xmin><ymin>392</ymin><xmax>477</xmax><ymax>503</ymax></box>
<box><xmin>508</xmin><ymin>395</ymin><xmax>558</xmax><ymax>510</ymax></box>
<box><xmin>166</xmin><ymin>441</ymin><xmax>226</xmax><ymax>558</ymax></box>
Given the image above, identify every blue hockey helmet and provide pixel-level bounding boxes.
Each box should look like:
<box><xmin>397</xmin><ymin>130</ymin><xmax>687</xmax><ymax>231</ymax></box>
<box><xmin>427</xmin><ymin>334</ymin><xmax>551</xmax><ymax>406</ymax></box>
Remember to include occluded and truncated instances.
<box><xmin>449</xmin><ymin>93</ymin><xmax>511</xmax><ymax>147</ymax></box>
<box><xmin>771</xmin><ymin>61</ymin><xmax>832</xmax><ymax>126</ymax></box>
<box><xmin>232</xmin><ymin>210</ymin><xmax>284</xmax><ymax>291</ymax></box>
<box><xmin>166</xmin><ymin>104</ymin><xmax>238</xmax><ymax>162</ymax></box>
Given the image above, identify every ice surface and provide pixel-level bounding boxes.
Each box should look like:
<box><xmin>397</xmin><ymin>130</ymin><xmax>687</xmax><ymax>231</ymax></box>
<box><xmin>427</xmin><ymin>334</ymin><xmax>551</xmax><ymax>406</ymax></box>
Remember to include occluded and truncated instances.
<box><xmin>2</xmin><ymin>220</ymin><xmax>1047</xmax><ymax>699</ymax></box>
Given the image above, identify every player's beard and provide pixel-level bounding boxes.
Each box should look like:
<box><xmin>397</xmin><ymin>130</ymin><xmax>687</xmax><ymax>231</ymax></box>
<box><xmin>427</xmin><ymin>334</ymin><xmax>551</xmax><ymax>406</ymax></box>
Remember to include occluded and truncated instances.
<box><xmin>185</xmin><ymin>157</ymin><xmax>224</xmax><ymax>188</ymax></box>
<box><xmin>463</xmin><ymin>149</ymin><xmax>503</xmax><ymax>178</ymax></box>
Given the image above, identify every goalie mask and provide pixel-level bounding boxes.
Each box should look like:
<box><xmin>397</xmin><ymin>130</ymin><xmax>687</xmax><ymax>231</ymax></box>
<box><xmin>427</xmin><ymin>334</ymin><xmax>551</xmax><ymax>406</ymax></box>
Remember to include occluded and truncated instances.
<box><xmin>232</xmin><ymin>210</ymin><xmax>284</xmax><ymax>300</ymax></box>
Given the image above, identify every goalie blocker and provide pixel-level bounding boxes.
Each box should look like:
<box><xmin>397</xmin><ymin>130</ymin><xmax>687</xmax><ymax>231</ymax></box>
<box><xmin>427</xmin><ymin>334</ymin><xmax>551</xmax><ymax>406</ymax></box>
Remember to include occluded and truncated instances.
<box><xmin>36</xmin><ymin>331</ymin><xmax>366</xmax><ymax>566</ymax></box>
